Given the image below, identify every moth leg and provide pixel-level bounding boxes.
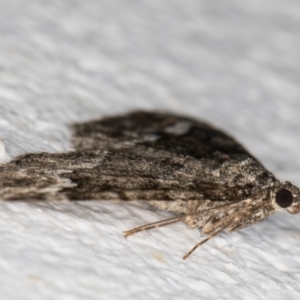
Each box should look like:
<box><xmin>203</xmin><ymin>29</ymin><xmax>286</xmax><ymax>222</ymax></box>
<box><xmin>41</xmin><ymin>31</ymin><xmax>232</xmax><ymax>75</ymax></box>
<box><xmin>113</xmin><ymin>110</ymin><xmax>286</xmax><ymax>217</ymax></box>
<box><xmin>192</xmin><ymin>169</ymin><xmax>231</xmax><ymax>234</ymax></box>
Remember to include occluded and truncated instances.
<box><xmin>183</xmin><ymin>223</ymin><xmax>231</xmax><ymax>260</ymax></box>
<box><xmin>124</xmin><ymin>215</ymin><xmax>184</xmax><ymax>237</ymax></box>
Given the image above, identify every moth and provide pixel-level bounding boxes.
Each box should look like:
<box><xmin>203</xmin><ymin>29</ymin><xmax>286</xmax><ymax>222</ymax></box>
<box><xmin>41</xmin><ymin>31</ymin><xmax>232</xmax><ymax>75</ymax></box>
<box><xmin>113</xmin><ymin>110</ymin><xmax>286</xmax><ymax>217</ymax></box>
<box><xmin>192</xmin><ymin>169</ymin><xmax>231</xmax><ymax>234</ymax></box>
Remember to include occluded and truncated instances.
<box><xmin>0</xmin><ymin>111</ymin><xmax>299</xmax><ymax>259</ymax></box>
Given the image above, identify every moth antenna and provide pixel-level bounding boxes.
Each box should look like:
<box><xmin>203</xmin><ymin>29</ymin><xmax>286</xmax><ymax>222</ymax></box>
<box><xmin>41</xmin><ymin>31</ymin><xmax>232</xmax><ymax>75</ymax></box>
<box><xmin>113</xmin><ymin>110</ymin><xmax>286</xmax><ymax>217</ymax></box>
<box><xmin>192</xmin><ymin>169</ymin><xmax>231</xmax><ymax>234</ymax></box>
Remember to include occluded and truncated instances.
<box><xmin>124</xmin><ymin>215</ymin><xmax>184</xmax><ymax>237</ymax></box>
<box><xmin>183</xmin><ymin>223</ymin><xmax>231</xmax><ymax>260</ymax></box>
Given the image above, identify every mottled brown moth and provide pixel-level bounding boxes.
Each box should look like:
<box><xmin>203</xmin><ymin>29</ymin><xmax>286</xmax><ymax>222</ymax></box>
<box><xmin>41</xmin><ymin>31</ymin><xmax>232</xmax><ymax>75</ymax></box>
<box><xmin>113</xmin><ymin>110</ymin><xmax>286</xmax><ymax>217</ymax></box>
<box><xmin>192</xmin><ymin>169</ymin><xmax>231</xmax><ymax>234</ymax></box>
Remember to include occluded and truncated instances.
<box><xmin>0</xmin><ymin>111</ymin><xmax>299</xmax><ymax>259</ymax></box>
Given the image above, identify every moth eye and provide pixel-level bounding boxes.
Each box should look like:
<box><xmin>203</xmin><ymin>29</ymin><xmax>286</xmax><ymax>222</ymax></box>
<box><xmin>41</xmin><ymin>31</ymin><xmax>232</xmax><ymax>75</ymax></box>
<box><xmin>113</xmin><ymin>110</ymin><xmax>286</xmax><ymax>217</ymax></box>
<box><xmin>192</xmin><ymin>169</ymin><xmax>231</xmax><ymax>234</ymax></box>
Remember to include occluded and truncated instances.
<box><xmin>275</xmin><ymin>189</ymin><xmax>294</xmax><ymax>208</ymax></box>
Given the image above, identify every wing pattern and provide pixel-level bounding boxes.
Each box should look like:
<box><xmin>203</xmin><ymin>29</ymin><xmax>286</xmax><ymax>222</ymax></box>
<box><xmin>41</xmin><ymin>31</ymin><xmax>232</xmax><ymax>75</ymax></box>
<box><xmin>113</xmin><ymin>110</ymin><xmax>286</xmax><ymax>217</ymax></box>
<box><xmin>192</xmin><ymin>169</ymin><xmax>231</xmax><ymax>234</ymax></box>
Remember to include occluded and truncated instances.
<box><xmin>0</xmin><ymin>111</ymin><xmax>276</xmax><ymax>201</ymax></box>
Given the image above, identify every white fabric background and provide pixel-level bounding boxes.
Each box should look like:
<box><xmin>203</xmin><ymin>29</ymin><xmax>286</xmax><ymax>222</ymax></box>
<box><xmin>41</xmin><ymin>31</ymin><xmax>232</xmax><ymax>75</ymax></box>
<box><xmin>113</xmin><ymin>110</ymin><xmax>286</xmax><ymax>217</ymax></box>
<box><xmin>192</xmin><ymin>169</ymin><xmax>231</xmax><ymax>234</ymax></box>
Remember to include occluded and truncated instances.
<box><xmin>1</xmin><ymin>1</ymin><xmax>300</xmax><ymax>299</ymax></box>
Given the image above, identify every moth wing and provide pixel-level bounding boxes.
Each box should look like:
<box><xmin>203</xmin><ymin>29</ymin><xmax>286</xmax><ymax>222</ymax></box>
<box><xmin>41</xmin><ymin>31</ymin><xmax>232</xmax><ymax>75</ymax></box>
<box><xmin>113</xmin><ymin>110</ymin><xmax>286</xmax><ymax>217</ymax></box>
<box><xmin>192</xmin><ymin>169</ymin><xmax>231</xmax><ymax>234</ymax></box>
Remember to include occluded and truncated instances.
<box><xmin>0</xmin><ymin>111</ymin><xmax>274</xmax><ymax>201</ymax></box>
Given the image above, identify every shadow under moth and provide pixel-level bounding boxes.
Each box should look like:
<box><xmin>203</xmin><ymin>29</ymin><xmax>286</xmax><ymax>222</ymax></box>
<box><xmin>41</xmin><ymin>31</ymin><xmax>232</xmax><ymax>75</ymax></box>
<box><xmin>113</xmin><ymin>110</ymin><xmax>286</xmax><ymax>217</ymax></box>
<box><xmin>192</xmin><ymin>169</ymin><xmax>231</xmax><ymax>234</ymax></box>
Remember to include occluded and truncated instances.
<box><xmin>1</xmin><ymin>111</ymin><xmax>300</xmax><ymax>259</ymax></box>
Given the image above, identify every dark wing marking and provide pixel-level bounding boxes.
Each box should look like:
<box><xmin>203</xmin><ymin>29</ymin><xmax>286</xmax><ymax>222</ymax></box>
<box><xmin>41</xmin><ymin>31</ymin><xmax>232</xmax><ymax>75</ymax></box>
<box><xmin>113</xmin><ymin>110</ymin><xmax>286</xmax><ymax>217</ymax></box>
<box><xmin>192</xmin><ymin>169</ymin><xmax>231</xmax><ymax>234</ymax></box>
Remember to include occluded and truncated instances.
<box><xmin>0</xmin><ymin>111</ymin><xmax>276</xmax><ymax>201</ymax></box>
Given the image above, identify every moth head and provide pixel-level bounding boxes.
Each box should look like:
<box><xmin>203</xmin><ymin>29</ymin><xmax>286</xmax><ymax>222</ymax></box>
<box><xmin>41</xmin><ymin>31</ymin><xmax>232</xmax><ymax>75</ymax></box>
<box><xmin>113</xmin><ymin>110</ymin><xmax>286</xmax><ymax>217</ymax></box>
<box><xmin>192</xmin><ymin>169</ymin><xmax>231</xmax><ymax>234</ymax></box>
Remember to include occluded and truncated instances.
<box><xmin>275</xmin><ymin>181</ymin><xmax>300</xmax><ymax>214</ymax></box>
